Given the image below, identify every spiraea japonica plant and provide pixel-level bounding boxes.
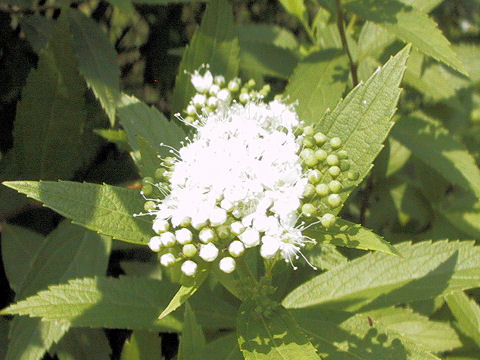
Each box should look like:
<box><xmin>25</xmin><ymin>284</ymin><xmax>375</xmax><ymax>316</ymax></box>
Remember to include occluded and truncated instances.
<box><xmin>0</xmin><ymin>0</ymin><xmax>480</xmax><ymax>359</ymax></box>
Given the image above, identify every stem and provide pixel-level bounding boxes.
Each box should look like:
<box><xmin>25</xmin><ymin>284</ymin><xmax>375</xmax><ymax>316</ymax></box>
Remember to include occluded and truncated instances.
<box><xmin>335</xmin><ymin>0</ymin><xmax>358</xmax><ymax>86</ymax></box>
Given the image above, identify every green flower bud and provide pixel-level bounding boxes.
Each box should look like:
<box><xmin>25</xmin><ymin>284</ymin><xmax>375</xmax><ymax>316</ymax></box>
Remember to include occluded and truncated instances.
<box><xmin>308</xmin><ymin>169</ymin><xmax>322</xmax><ymax>184</ymax></box>
<box><xmin>260</xmin><ymin>84</ymin><xmax>271</xmax><ymax>97</ymax></box>
<box><xmin>301</xmin><ymin>203</ymin><xmax>316</xmax><ymax>217</ymax></box>
<box><xmin>302</xmin><ymin>136</ymin><xmax>315</xmax><ymax>148</ymax></box>
<box><xmin>183</xmin><ymin>244</ymin><xmax>197</xmax><ymax>258</ymax></box>
<box><xmin>184</xmin><ymin>116</ymin><xmax>195</xmax><ymax>124</ymax></box>
<box><xmin>246</xmin><ymin>79</ymin><xmax>256</xmax><ymax>88</ymax></box>
<box><xmin>155</xmin><ymin>168</ymin><xmax>166</xmax><ymax>180</ymax></box>
<box><xmin>315</xmin><ymin>183</ymin><xmax>329</xmax><ymax>197</ymax></box>
<box><xmin>337</xmin><ymin>150</ymin><xmax>349</xmax><ymax>159</ymax></box>
<box><xmin>326</xmin><ymin>154</ymin><xmax>339</xmax><ymax>166</ymax></box>
<box><xmin>313</xmin><ymin>132</ymin><xmax>327</xmax><ymax>145</ymax></box>
<box><xmin>329</xmin><ymin>166</ymin><xmax>341</xmax><ymax>178</ymax></box>
<box><xmin>144</xmin><ymin>200</ymin><xmax>156</xmax><ymax>212</ymax></box>
<box><xmin>300</xmin><ymin>148</ymin><xmax>315</xmax><ymax>160</ymax></box>
<box><xmin>347</xmin><ymin>170</ymin><xmax>360</xmax><ymax>181</ymax></box>
<box><xmin>327</xmin><ymin>194</ymin><xmax>342</xmax><ymax>208</ymax></box>
<box><xmin>142</xmin><ymin>177</ymin><xmax>154</xmax><ymax>186</ymax></box>
<box><xmin>328</xmin><ymin>180</ymin><xmax>342</xmax><ymax>193</ymax></box>
<box><xmin>330</xmin><ymin>137</ymin><xmax>342</xmax><ymax>149</ymax></box>
<box><xmin>216</xmin><ymin>224</ymin><xmax>231</xmax><ymax>240</ymax></box>
<box><xmin>163</xmin><ymin>157</ymin><xmax>176</xmax><ymax>167</ymax></box>
<box><xmin>320</xmin><ymin>213</ymin><xmax>336</xmax><ymax>229</ymax></box>
<box><xmin>340</xmin><ymin>160</ymin><xmax>350</xmax><ymax>171</ymax></box>
<box><xmin>303</xmin><ymin>183</ymin><xmax>316</xmax><ymax>198</ymax></box>
<box><xmin>314</xmin><ymin>149</ymin><xmax>328</xmax><ymax>162</ymax></box>
<box><xmin>303</xmin><ymin>155</ymin><xmax>319</xmax><ymax>168</ymax></box>
<box><xmin>142</xmin><ymin>183</ymin><xmax>153</xmax><ymax>196</ymax></box>
<box><xmin>303</xmin><ymin>125</ymin><xmax>315</xmax><ymax>136</ymax></box>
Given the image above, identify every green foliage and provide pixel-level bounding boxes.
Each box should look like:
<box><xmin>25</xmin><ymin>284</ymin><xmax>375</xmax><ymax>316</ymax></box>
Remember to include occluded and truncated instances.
<box><xmin>120</xmin><ymin>331</ymin><xmax>163</xmax><ymax>360</ymax></box>
<box><xmin>54</xmin><ymin>328</ymin><xmax>111</xmax><ymax>360</ymax></box>
<box><xmin>2</xmin><ymin>180</ymin><xmax>154</xmax><ymax>244</ymax></box>
<box><xmin>445</xmin><ymin>292</ymin><xmax>480</xmax><ymax>347</ymax></box>
<box><xmin>177</xmin><ymin>303</ymin><xmax>206</xmax><ymax>360</ymax></box>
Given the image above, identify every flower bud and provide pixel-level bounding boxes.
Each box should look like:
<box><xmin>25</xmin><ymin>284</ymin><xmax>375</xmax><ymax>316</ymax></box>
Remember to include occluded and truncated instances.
<box><xmin>191</xmin><ymin>214</ymin><xmax>209</xmax><ymax>230</ymax></box>
<box><xmin>144</xmin><ymin>201</ymin><xmax>156</xmax><ymax>212</ymax></box>
<box><xmin>348</xmin><ymin>170</ymin><xmax>359</xmax><ymax>181</ymax></box>
<box><xmin>308</xmin><ymin>169</ymin><xmax>322</xmax><ymax>184</ymax></box>
<box><xmin>301</xmin><ymin>203</ymin><xmax>316</xmax><ymax>217</ymax></box>
<box><xmin>228</xmin><ymin>79</ymin><xmax>240</xmax><ymax>92</ymax></box>
<box><xmin>327</xmin><ymin>194</ymin><xmax>342</xmax><ymax>208</ymax></box>
<box><xmin>328</xmin><ymin>180</ymin><xmax>342</xmax><ymax>193</ymax></box>
<box><xmin>160</xmin><ymin>253</ymin><xmax>176</xmax><ymax>267</ymax></box>
<box><xmin>148</xmin><ymin>236</ymin><xmax>162</xmax><ymax>252</ymax></box>
<box><xmin>192</xmin><ymin>94</ymin><xmax>206</xmax><ymax>107</ymax></box>
<box><xmin>214</xmin><ymin>75</ymin><xmax>225</xmax><ymax>86</ymax></box>
<box><xmin>217</xmin><ymin>89</ymin><xmax>231</xmax><ymax>102</ymax></box>
<box><xmin>315</xmin><ymin>183</ymin><xmax>329</xmax><ymax>197</ymax></box>
<box><xmin>209</xmin><ymin>207</ymin><xmax>228</xmax><ymax>226</ymax></box>
<box><xmin>337</xmin><ymin>150</ymin><xmax>348</xmax><ymax>159</ymax></box>
<box><xmin>216</xmin><ymin>224</ymin><xmax>231</xmax><ymax>239</ymax></box>
<box><xmin>326</xmin><ymin>154</ymin><xmax>339</xmax><ymax>166</ymax></box>
<box><xmin>199</xmin><ymin>243</ymin><xmax>219</xmax><ymax>262</ymax></box>
<box><xmin>320</xmin><ymin>213</ymin><xmax>336</xmax><ymax>229</ymax></box>
<box><xmin>199</xmin><ymin>228</ymin><xmax>216</xmax><ymax>243</ymax></box>
<box><xmin>181</xmin><ymin>260</ymin><xmax>198</xmax><ymax>276</ymax></box>
<box><xmin>175</xmin><ymin>228</ymin><xmax>192</xmax><ymax>245</ymax></box>
<box><xmin>229</xmin><ymin>240</ymin><xmax>245</xmax><ymax>257</ymax></box>
<box><xmin>302</xmin><ymin>136</ymin><xmax>315</xmax><ymax>148</ymax></box>
<box><xmin>303</xmin><ymin>183</ymin><xmax>316</xmax><ymax>198</ymax></box>
<box><xmin>260</xmin><ymin>236</ymin><xmax>280</xmax><ymax>259</ymax></box>
<box><xmin>209</xmin><ymin>84</ymin><xmax>220</xmax><ymax>95</ymax></box>
<box><xmin>239</xmin><ymin>228</ymin><xmax>260</xmax><ymax>248</ymax></box>
<box><xmin>330</xmin><ymin>137</ymin><xmax>342</xmax><ymax>149</ymax></box>
<box><xmin>220</xmin><ymin>198</ymin><xmax>234</xmax><ymax>212</ymax></box>
<box><xmin>183</xmin><ymin>244</ymin><xmax>197</xmax><ymax>258</ymax></box>
<box><xmin>160</xmin><ymin>232</ymin><xmax>176</xmax><ymax>247</ymax></box>
<box><xmin>142</xmin><ymin>184</ymin><xmax>153</xmax><ymax>196</ymax></box>
<box><xmin>219</xmin><ymin>257</ymin><xmax>236</xmax><ymax>273</ymax></box>
<box><xmin>230</xmin><ymin>221</ymin><xmax>245</xmax><ymax>235</ymax></box>
<box><xmin>314</xmin><ymin>132</ymin><xmax>327</xmax><ymax>145</ymax></box>
<box><xmin>186</xmin><ymin>104</ymin><xmax>196</xmax><ymax>116</ymax></box>
<box><xmin>329</xmin><ymin>166</ymin><xmax>341</xmax><ymax>178</ymax></box>
<box><xmin>153</xmin><ymin>218</ymin><xmax>169</xmax><ymax>234</ymax></box>
<box><xmin>303</xmin><ymin>125</ymin><xmax>315</xmax><ymax>136</ymax></box>
<box><xmin>314</xmin><ymin>149</ymin><xmax>328</xmax><ymax>162</ymax></box>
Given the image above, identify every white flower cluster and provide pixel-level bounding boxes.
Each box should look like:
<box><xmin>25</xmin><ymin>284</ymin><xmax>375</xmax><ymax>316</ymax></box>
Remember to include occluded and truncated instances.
<box><xmin>144</xmin><ymin>69</ymin><xmax>355</xmax><ymax>277</ymax></box>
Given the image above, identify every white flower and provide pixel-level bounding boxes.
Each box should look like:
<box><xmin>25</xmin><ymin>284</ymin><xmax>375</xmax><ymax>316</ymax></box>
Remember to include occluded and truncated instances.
<box><xmin>199</xmin><ymin>243</ymin><xmax>219</xmax><ymax>262</ymax></box>
<box><xmin>239</xmin><ymin>228</ymin><xmax>260</xmax><ymax>248</ymax></box>
<box><xmin>175</xmin><ymin>228</ymin><xmax>192</xmax><ymax>245</ymax></box>
<box><xmin>209</xmin><ymin>207</ymin><xmax>227</xmax><ymax>226</ymax></box>
<box><xmin>160</xmin><ymin>253</ymin><xmax>176</xmax><ymax>267</ymax></box>
<box><xmin>160</xmin><ymin>232</ymin><xmax>176</xmax><ymax>247</ymax></box>
<box><xmin>260</xmin><ymin>236</ymin><xmax>280</xmax><ymax>259</ymax></box>
<box><xmin>228</xmin><ymin>240</ymin><xmax>245</xmax><ymax>257</ymax></box>
<box><xmin>152</xmin><ymin>218</ymin><xmax>169</xmax><ymax>234</ymax></box>
<box><xmin>199</xmin><ymin>228</ymin><xmax>215</xmax><ymax>243</ymax></box>
<box><xmin>181</xmin><ymin>260</ymin><xmax>198</xmax><ymax>276</ymax></box>
<box><xmin>148</xmin><ymin>236</ymin><xmax>162</xmax><ymax>252</ymax></box>
<box><xmin>191</xmin><ymin>69</ymin><xmax>213</xmax><ymax>93</ymax></box>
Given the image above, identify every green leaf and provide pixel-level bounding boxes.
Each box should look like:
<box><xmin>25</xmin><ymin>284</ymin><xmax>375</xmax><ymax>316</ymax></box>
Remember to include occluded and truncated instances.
<box><xmin>344</xmin><ymin>0</ymin><xmax>466</xmax><ymax>74</ymax></box>
<box><xmin>2</xmin><ymin>181</ymin><xmax>154</xmax><ymax>244</ymax></box>
<box><xmin>283</xmin><ymin>240</ymin><xmax>480</xmax><ymax>311</ymax></box>
<box><xmin>137</xmin><ymin>136</ymin><xmax>161</xmax><ymax>178</ymax></box>
<box><xmin>240</xmin><ymin>42</ymin><xmax>297</xmax><ymax>79</ymax></box>
<box><xmin>0</xmin><ymin>317</ymin><xmax>9</xmax><ymax>360</ymax></box>
<box><xmin>238</xmin><ymin>24</ymin><xmax>298</xmax><ymax>50</ymax></box>
<box><xmin>306</xmin><ymin>244</ymin><xmax>348</xmax><ymax>271</ymax></box>
<box><xmin>1</xmin><ymin>224</ymin><xmax>45</xmax><ymax>293</ymax></box>
<box><xmin>158</xmin><ymin>267</ymin><xmax>209</xmax><ymax>319</ymax></box>
<box><xmin>316</xmin><ymin>45</ymin><xmax>410</xmax><ymax>214</ymax></box>
<box><xmin>445</xmin><ymin>292</ymin><xmax>480</xmax><ymax>347</ymax></box>
<box><xmin>93</xmin><ymin>129</ymin><xmax>130</xmax><ymax>152</ymax></box>
<box><xmin>117</xmin><ymin>94</ymin><xmax>185</xmax><ymax>157</ymax></box>
<box><xmin>393</xmin><ymin>112</ymin><xmax>480</xmax><ymax>198</ymax></box>
<box><xmin>284</xmin><ymin>49</ymin><xmax>349</xmax><ymax>124</ymax></box>
<box><xmin>278</xmin><ymin>0</ymin><xmax>308</xmax><ymax>28</ymax></box>
<box><xmin>172</xmin><ymin>0</ymin><xmax>239</xmax><ymax>114</ymax></box>
<box><xmin>237</xmin><ymin>304</ymin><xmax>321</xmax><ymax>360</ymax></box>
<box><xmin>12</xmin><ymin>16</ymin><xmax>87</xmax><ymax>180</ymax></box>
<box><xmin>292</xmin><ymin>307</ymin><xmax>454</xmax><ymax>359</ymax></box>
<box><xmin>304</xmin><ymin>218</ymin><xmax>400</xmax><ymax>256</ymax></box>
<box><xmin>55</xmin><ymin>328</ymin><xmax>111</xmax><ymax>360</ymax></box>
<box><xmin>5</xmin><ymin>222</ymin><xmax>111</xmax><ymax>360</ymax></box>
<box><xmin>68</xmin><ymin>9</ymin><xmax>121</xmax><ymax>126</ymax></box>
<box><xmin>104</xmin><ymin>0</ymin><xmax>135</xmax><ymax>13</ymax></box>
<box><xmin>19</xmin><ymin>15</ymin><xmax>54</xmax><ymax>52</ymax></box>
<box><xmin>178</xmin><ymin>303</ymin><xmax>206</xmax><ymax>360</ymax></box>
<box><xmin>194</xmin><ymin>333</ymin><xmax>243</xmax><ymax>360</ymax></box>
<box><xmin>2</xmin><ymin>276</ymin><xmax>182</xmax><ymax>331</ymax></box>
<box><xmin>435</xmin><ymin>194</ymin><xmax>480</xmax><ymax>239</ymax></box>
<box><xmin>121</xmin><ymin>331</ymin><xmax>163</xmax><ymax>360</ymax></box>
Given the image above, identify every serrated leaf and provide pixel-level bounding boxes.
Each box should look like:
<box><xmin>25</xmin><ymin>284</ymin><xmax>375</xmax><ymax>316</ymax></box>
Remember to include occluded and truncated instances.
<box><xmin>55</xmin><ymin>328</ymin><xmax>111</xmax><ymax>360</ymax></box>
<box><xmin>2</xmin><ymin>180</ymin><xmax>154</xmax><ymax>244</ymax></box>
<box><xmin>284</xmin><ymin>49</ymin><xmax>349</xmax><ymax>124</ymax></box>
<box><xmin>393</xmin><ymin>112</ymin><xmax>480</xmax><ymax>198</ymax></box>
<box><xmin>194</xmin><ymin>333</ymin><xmax>243</xmax><ymax>360</ymax></box>
<box><xmin>121</xmin><ymin>330</ymin><xmax>163</xmax><ymax>360</ymax></box>
<box><xmin>305</xmin><ymin>218</ymin><xmax>399</xmax><ymax>256</ymax></box>
<box><xmin>1</xmin><ymin>224</ymin><xmax>45</xmax><ymax>293</ymax></box>
<box><xmin>93</xmin><ymin>129</ymin><xmax>130</xmax><ymax>152</ymax></box>
<box><xmin>436</xmin><ymin>194</ymin><xmax>480</xmax><ymax>239</ymax></box>
<box><xmin>306</xmin><ymin>243</ymin><xmax>348</xmax><ymax>271</ymax></box>
<box><xmin>5</xmin><ymin>222</ymin><xmax>111</xmax><ymax>360</ymax></box>
<box><xmin>137</xmin><ymin>136</ymin><xmax>161</xmax><ymax>178</ymax></box>
<box><xmin>2</xmin><ymin>276</ymin><xmax>182</xmax><ymax>331</ymax></box>
<box><xmin>118</xmin><ymin>94</ymin><xmax>185</xmax><ymax>157</ymax></box>
<box><xmin>13</xmin><ymin>16</ymin><xmax>86</xmax><ymax>180</ymax></box>
<box><xmin>68</xmin><ymin>9</ymin><xmax>121</xmax><ymax>126</ymax></box>
<box><xmin>237</xmin><ymin>304</ymin><xmax>321</xmax><ymax>360</ymax></box>
<box><xmin>344</xmin><ymin>0</ymin><xmax>466</xmax><ymax>74</ymax></box>
<box><xmin>292</xmin><ymin>307</ymin><xmax>451</xmax><ymax>359</ymax></box>
<box><xmin>283</xmin><ymin>240</ymin><xmax>480</xmax><ymax>311</ymax></box>
<box><xmin>158</xmin><ymin>267</ymin><xmax>209</xmax><ymax>319</ymax></box>
<box><xmin>445</xmin><ymin>292</ymin><xmax>480</xmax><ymax>347</ymax></box>
<box><xmin>177</xmin><ymin>303</ymin><xmax>206</xmax><ymax>360</ymax></box>
<box><xmin>316</xmin><ymin>45</ymin><xmax>410</xmax><ymax>214</ymax></box>
<box><xmin>172</xmin><ymin>0</ymin><xmax>239</xmax><ymax>114</ymax></box>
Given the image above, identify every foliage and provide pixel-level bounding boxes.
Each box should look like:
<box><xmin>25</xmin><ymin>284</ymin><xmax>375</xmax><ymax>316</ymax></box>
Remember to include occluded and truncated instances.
<box><xmin>0</xmin><ymin>0</ymin><xmax>479</xmax><ymax>359</ymax></box>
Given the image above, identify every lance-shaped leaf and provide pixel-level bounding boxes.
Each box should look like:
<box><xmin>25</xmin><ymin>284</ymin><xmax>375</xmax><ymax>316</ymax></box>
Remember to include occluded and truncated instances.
<box><xmin>118</xmin><ymin>94</ymin><xmax>185</xmax><ymax>157</ymax></box>
<box><xmin>172</xmin><ymin>0</ymin><xmax>239</xmax><ymax>114</ymax></box>
<box><xmin>68</xmin><ymin>9</ymin><xmax>121</xmax><ymax>126</ymax></box>
<box><xmin>2</xmin><ymin>181</ymin><xmax>154</xmax><ymax>244</ymax></box>
<box><xmin>1</xmin><ymin>276</ymin><xmax>182</xmax><ymax>331</ymax></box>
<box><xmin>292</xmin><ymin>307</ymin><xmax>457</xmax><ymax>359</ymax></box>
<box><xmin>54</xmin><ymin>328</ymin><xmax>111</xmax><ymax>360</ymax></box>
<box><xmin>177</xmin><ymin>303</ymin><xmax>206</xmax><ymax>360</ymax></box>
<box><xmin>316</xmin><ymin>45</ymin><xmax>409</xmax><ymax>215</ymax></box>
<box><xmin>284</xmin><ymin>49</ymin><xmax>349</xmax><ymax>124</ymax></box>
<box><xmin>344</xmin><ymin>0</ymin><xmax>466</xmax><ymax>75</ymax></box>
<box><xmin>120</xmin><ymin>330</ymin><xmax>163</xmax><ymax>360</ymax></box>
<box><xmin>194</xmin><ymin>333</ymin><xmax>243</xmax><ymax>360</ymax></box>
<box><xmin>12</xmin><ymin>16</ymin><xmax>86</xmax><ymax>180</ymax></box>
<box><xmin>5</xmin><ymin>222</ymin><xmax>111</xmax><ymax>360</ymax></box>
<box><xmin>393</xmin><ymin>112</ymin><xmax>480</xmax><ymax>198</ymax></box>
<box><xmin>304</xmin><ymin>218</ymin><xmax>399</xmax><ymax>256</ymax></box>
<box><xmin>283</xmin><ymin>240</ymin><xmax>480</xmax><ymax>311</ymax></box>
<box><xmin>237</xmin><ymin>303</ymin><xmax>321</xmax><ymax>360</ymax></box>
<box><xmin>445</xmin><ymin>292</ymin><xmax>480</xmax><ymax>347</ymax></box>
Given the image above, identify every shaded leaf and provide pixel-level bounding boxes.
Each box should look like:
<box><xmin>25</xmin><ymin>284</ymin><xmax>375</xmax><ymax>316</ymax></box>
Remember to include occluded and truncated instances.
<box><xmin>177</xmin><ymin>303</ymin><xmax>206</xmax><ymax>360</ymax></box>
<box><xmin>19</xmin><ymin>15</ymin><xmax>54</xmax><ymax>52</ymax></box>
<box><xmin>172</xmin><ymin>0</ymin><xmax>239</xmax><ymax>114</ymax></box>
<box><xmin>445</xmin><ymin>292</ymin><xmax>480</xmax><ymax>347</ymax></box>
<box><xmin>240</xmin><ymin>42</ymin><xmax>297</xmax><ymax>79</ymax></box>
<box><xmin>283</xmin><ymin>240</ymin><xmax>480</xmax><ymax>311</ymax></box>
<box><xmin>55</xmin><ymin>328</ymin><xmax>111</xmax><ymax>360</ymax></box>
<box><xmin>194</xmin><ymin>333</ymin><xmax>243</xmax><ymax>360</ymax></box>
<box><xmin>121</xmin><ymin>330</ymin><xmax>163</xmax><ymax>360</ymax></box>
<box><xmin>2</xmin><ymin>181</ymin><xmax>154</xmax><ymax>244</ymax></box>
